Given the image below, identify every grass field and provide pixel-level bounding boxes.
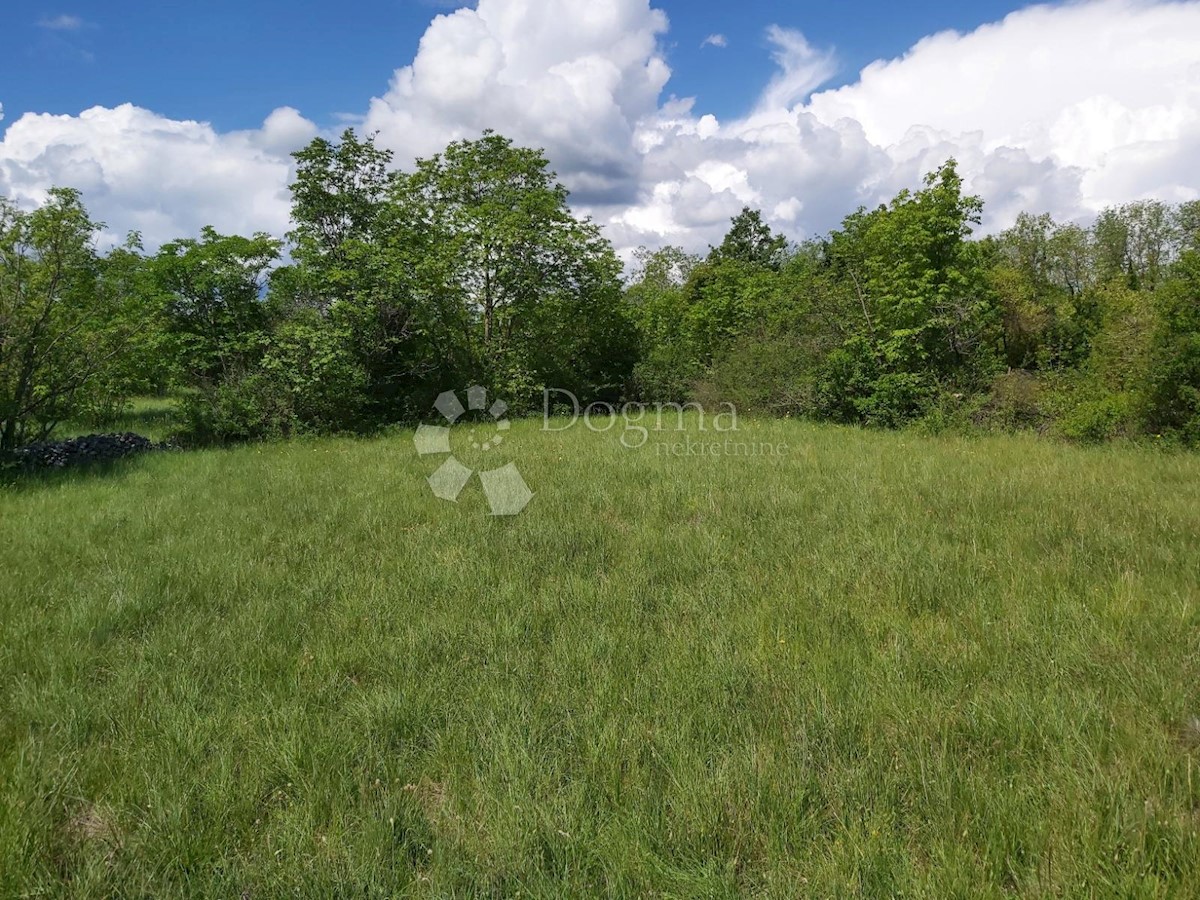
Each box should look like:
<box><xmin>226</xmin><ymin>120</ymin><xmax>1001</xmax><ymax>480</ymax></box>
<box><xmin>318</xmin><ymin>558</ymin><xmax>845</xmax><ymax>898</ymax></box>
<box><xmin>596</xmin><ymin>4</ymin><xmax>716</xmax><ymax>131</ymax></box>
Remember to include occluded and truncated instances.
<box><xmin>2</xmin><ymin>414</ymin><xmax>1199</xmax><ymax>897</ymax></box>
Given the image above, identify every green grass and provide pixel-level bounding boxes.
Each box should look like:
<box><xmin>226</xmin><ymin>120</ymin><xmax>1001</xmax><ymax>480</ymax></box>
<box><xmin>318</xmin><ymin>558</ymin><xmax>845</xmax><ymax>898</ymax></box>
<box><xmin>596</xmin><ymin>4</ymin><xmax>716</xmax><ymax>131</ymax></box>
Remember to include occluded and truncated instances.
<box><xmin>60</xmin><ymin>395</ymin><xmax>182</xmax><ymax>443</ymax></box>
<box><xmin>2</xmin><ymin>416</ymin><xmax>1199</xmax><ymax>897</ymax></box>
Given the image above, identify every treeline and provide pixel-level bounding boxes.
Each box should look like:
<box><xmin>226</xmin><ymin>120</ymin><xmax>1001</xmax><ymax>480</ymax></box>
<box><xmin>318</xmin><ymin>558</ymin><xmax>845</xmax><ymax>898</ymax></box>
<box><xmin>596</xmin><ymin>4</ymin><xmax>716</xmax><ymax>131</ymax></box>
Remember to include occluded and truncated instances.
<box><xmin>2</xmin><ymin>129</ymin><xmax>1199</xmax><ymax>453</ymax></box>
<box><xmin>1</xmin><ymin>130</ymin><xmax>635</xmax><ymax>451</ymax></box>
<box><xmin>636</xmin><ymin>168</ymin><xmax>1200</xmax><ymax>444</ymax></box>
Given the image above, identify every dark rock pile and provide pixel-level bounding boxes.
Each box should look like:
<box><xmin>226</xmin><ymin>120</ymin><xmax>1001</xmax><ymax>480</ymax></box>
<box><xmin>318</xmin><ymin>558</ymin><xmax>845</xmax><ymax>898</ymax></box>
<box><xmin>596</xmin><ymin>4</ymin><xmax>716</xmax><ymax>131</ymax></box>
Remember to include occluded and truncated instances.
<box><xmin>11</xmin><ymin>433</ymin><xmax>166</xmax><ymax>470</ymax></box>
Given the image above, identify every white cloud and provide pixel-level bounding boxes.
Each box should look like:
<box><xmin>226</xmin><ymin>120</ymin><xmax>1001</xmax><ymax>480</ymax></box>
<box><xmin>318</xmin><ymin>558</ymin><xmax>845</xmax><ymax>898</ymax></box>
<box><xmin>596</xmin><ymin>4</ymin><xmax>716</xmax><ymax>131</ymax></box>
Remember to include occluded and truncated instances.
<box><xmin>37</xmin><ymin>14</ymin><xmax>85</xmax><ymax>30</ymax></box>
<box><xmin>0</xmin><ymin>104</ymin><xmax>316</xmax><ymax>247</ymax></box>
<box><xmin>756</xmin><ymin>26</ymin><xmax>836</xmax><ymax>112</ymax></box>
<box><xmin>700</xmin><ymin>33</ymin><xmax>727</xmax><ymax>49</ymax></box>
<box><xmin>615</xmin><ymin>0</ymin><xmax>1200</xmax><ymax>250</ymax></box>
<box><xmin>2</xmin><ymin>0</ymin><xmax>1199</xmax><ymax>256</ymax></box>
<box><xmin>362</xmin><ymin>0</ymin><xmax>670</xmax><ymax>206</ymax></box>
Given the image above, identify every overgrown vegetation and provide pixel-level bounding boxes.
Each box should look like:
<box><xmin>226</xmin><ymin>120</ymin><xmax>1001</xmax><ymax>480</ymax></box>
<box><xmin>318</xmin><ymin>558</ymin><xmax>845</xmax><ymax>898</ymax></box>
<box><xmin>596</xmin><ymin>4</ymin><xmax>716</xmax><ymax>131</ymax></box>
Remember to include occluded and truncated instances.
<box><xmin>3</xmin><ymin>130</ymin><xmax>1198</xmax><ymax>452</ymax></box>
<box><xmin>638</xmin><ymin>166</ymin><xmax>1200</xmax><ymax>444</ymax></box>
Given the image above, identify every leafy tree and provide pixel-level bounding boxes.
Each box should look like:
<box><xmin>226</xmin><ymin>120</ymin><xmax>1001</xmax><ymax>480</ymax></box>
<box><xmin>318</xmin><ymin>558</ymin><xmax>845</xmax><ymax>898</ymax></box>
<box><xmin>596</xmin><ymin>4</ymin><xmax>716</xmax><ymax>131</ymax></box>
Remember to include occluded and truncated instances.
<box><xmin>392</xmin><ymin>130</ymin><xmax>634</xmax><ymax>406</ymax></box>
<box><xmin>709</xmin><ymin>207</ymin><xmax>788</xmax><ymax>270</ymax></box>
<box><xmin>989</xmin><ymin>213</ymin><xmax>1095</xmax><ymax>370</ymax></box>
<box><xmin>97</xmin><ymin>234</ymin><xmax>175</xmax><ymax>396</ymax></box>
<box><xmin>626</xmin><ymin>246</ymin><xmax>702</xmax><ymax>401</ymax></box>
<box><xmin>152</xmin><ymin>227</ymin><xmax>281</xmax><ymax>385</ymax></box>
<box><xmin>0</xmin><ymin>189</ymin><xmax>144</xmax><ymax>451</ymax></box>
<box><xmin>630</xmin><ymin>210</ymin><xmax>791</xmax><ymax>404</ymax></box>
<box><xmin>1093</xmin><ymin>201</ymin><xmax>1177</xmax><ymax>290</ymax></box>
<box><xmin>279</xmin><ymin>130</ymin><xmax>453</xmax><ymax>420</ymax></box>
<box><xmin>148</xmin><ymin>227</ymin><xmax>287</xmax><ymax>441</ymax></box>
<box><xmin>1143</xmin><ymin>250</ymin><xmax>1200</xmax><ymax>442</ymax></box>
<box><xmin>284</xmin><ymin>129</ymin><xmax>395</xmax><ymax>312</ymax></box>
<box><xmin>1177</xmin><ymin>201</ymin><xmax>1200</xmax><ymax>255</ymax></box>
<box><xmin>681</xmin><ymin>258</ymin><xmax>781</xmax><ymax>366</ymax></box>
<box><xmin>820</xmin><ymin>160</ymin><xmax>997</xmax><ymax>423</ymax></box>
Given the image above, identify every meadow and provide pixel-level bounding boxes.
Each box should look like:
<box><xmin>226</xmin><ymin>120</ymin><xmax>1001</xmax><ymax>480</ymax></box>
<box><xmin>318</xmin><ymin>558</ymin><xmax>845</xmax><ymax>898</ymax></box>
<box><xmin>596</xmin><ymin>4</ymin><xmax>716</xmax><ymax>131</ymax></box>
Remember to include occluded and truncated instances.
<box><xmin>2</xmin><ymin>415</ymin><xmax>1199</xmax><ymax>897</ymax></box>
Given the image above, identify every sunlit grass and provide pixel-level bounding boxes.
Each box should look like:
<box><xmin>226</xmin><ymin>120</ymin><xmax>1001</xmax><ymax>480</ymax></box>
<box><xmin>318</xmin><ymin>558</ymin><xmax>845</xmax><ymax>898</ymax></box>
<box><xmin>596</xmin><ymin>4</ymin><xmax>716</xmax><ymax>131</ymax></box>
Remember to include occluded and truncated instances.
<box><xmin>2</xmin><ymin>416</ymin><xmax>1199</xmax><ymax>896</ymax></box>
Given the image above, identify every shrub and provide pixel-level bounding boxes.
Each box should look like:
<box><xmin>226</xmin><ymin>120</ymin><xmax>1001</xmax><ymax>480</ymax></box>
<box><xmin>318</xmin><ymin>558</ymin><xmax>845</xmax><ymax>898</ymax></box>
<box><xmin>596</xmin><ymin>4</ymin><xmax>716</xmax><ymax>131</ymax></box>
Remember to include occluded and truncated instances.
<box><xmin>179</xmin><ymin>371</ymin><xmax>295</xmax><ymax>444</ymax></box>
<box><xmin>1141</xmin><ymin>252</ymin><xmax>1200</xmax><ymax>445</ymax></box>
<box><xmin>1059</xmin><ymin>394</ymin><xmax>1132</xmax><ymax>444</ymax></box>
<box><xmin>692</xmin><ymin>332</ymin><xmax>815</xmax><ymax>416</ymax></box>
<box><xmin>972</xmin><ymin>370</ymin><xmax>1046</xmax><ymax>432</ymax></box>
<box><xmin>814</xmin><ymin>339</ymin><xmax>938</xmax><ymax>428</ymax></box>
<box><xmin>260</xmin><ymin>318</ymin><xmax>367</xmax><ymax>432</ymax></box>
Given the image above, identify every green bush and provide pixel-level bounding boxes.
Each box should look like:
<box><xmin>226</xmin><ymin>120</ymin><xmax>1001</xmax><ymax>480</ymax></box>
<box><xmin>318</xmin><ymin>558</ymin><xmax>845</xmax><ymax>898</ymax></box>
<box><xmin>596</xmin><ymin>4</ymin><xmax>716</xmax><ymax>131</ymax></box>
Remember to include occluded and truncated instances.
<box><xmin>260</xmin><ymin>318</ymin><xmax>367</xmax><ymax>432</ymax></box>
<box><xmin>1141</xmin><ymin>252</ymin><xmax>1200</xmax><ymax>445</ymax></box>
<box><xmin>692</xmin><ymin>332</ymin><xmax>814</xmax><ymax>416</ymax></box>
<box><xmin>179</xmin><ymin>371</ymin><xmax>295</xmax><ymax>444</ymax></box>
<box><xmin>1059</xmin><ymin>394</ymin><xmax>1132</xmax><ymax>444</ymax></box>
<box><xmin>972</xmin><ymin>370</ymin><xmax>1046</xmax><ymax>432</ymax></box>
<box><xmin>814</xmin><ymin>340</ymin><xmax>938</xmax><ymax>428</ymax></box>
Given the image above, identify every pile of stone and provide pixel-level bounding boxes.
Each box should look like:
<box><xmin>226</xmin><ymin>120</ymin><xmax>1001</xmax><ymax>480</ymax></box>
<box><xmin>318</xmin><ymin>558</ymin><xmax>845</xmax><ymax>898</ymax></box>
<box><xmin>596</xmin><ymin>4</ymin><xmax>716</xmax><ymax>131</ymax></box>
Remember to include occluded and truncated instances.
<box><xmin>11</xmin><ymin>433</ymin><xmax>165</xmax><ymax>470</ymax></box>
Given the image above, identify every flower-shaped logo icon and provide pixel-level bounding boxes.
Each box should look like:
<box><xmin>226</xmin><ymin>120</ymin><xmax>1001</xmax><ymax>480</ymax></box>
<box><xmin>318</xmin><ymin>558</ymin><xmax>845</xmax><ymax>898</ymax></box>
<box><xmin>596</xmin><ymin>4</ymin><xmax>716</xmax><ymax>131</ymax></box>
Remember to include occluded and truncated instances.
<box><xmin>413</xmin><ymin>386</ymin><xmax>534</xmax><ymax>516</ymax></box>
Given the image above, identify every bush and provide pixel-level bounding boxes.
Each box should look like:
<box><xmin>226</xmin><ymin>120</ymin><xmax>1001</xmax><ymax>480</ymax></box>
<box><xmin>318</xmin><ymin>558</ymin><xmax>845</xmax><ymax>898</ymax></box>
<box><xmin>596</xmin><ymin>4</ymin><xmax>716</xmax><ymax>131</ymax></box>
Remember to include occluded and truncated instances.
<box><xmin>692</xmin><ymin>332</ymin><xmax>815</xmax><ymax>416</ymax></box>
<box><xmin>972</xmin><ymin>370</ymin><xmax>1046</xmax><ymax>432</ymax></box>
<box><xmin>1141</xmin><ymin>252</ymin><xmax>1200</xmax><ymax>445</ymax></box>
<box><xmin>179</xmin><ymin>371</ymin><xmax>295</xmax><ymax>444</ymax></box>
<box><xmin>814</xmin><ymin>340</ymin><xmax>938</xmax><ymax>428</ymax></box>
<box><xmin>260</xmin><ymin>318</ymin><xmax>367</xmax><ymax>431</ymax></box>
<box><xmin>1059</xmin><ymin>394</ymin><xmax>1132</xmax><ymax>444</ymax></box>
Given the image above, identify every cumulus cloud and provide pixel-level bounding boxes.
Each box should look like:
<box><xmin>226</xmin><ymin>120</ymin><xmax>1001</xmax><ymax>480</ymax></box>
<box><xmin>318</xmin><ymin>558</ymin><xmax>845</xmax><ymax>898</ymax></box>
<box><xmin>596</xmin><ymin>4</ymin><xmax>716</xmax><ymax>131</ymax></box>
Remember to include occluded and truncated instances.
<box><xmin>0</xmin><ymin>104</ymin><xmax>316</xmax><ymax>247</ymax></box>
<box><xmin>362</xmin><ymin>0</ymin><xmax>670</xmax><ymax>206</ymax></box>
<box><xmin>612</xmin><ymin>0</ymin><xmax>1200</xmax><ymax>250</ymax></box>
<box><xmin>2</xmin><ymin>0</ymin><xmax>1199</xmax><ymax>256</ymax></box>
<box><xmin>700</xmin><ymin>33</ymin><xmax>727</xmax><ymax>49</ymax></box>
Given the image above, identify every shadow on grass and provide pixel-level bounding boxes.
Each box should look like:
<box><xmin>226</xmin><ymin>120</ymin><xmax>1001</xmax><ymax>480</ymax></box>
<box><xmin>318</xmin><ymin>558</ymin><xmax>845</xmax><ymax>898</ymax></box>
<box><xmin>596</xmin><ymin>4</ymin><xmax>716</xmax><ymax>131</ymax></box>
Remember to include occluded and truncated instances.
<box><xmin>0</xmin><ymin>450</ymin><xmax>171</xmax><ymax>495</ymax></box>
<box><xmin>102</xmin><ymin>405</ymin><xmax>179</xmax><ymax>436</ymax></box>
<box><xmin>65</xmin><ymin>398</ymin><xmax>182</xmax><ymax>445</ymax></box>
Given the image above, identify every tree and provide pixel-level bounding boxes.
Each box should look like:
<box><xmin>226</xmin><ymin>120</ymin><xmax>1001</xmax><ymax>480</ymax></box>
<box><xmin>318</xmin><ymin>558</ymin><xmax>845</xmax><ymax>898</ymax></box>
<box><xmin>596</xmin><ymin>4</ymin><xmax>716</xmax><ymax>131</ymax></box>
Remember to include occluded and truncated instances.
<box><xmin>0</xmin><ymin>189</ymin><xmax>144</xmax><ymax>452</ymax></box>
<box><xmin>819</xmin><ymin>160</ymin><xmax>997</xmax><ymax>424</ymax></box>
<box><xmin>151</xmin><ymin>227</ymin><xmax>281</xmax><ymax>385</ymax></box>
<box><xmin>1093</xmin><ymin>201</ymin><xmax>1177</xmax><ymax>290</ymax></box>
<box><xmin>1142</xmin><ymin>250</ymin><xmax>1200</xmax><ymax>442</ymax></box>
<box><xmin>990</xmin><ymin>213</ymin><xmax>1094</xmax><ymax>370</ymax></box>
<box><xmin>392</xmin><ymin>130</ymin><xmax>634</xmax><ymax>405</ymax></box>
<box><xmin>278</xmin><ymin>130</ymin><xmax>448</xmax><ymax>420</ymax></box>
<box><xmin>626</xmin><ymin>246</ymin><xmax>703</xmax><ymax>401</ymax></box>
<box><xmin>284</xmin><ymin>129</ymin><xmax>395</xmax><ymax>313</ymax></box>
<box><xmin>709</xmin><ymin>207</ymin><xmax>788</xmax><ymax>269</ymax></box>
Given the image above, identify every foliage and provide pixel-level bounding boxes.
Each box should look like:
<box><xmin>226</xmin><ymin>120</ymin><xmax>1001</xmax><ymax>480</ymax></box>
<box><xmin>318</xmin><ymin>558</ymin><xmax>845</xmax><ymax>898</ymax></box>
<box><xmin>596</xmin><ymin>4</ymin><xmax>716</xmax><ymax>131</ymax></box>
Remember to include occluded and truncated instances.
<box><xmin>708</xmin><ymin>206</ymin><xmax>788</xmax><ymax>269</ymax></box>
<box><xmin>1142</xmin><ymin>250</ymin><xmax>1200</xmax><ymax>443</ymax></box>
<box><xmin>629</xmin><ymin>161</ymin><xmax>1200</xmax><ymax>447</ymax></box>
<box><xmin>1059</xmin><ymin>393</ymin><xmax>1134</xmax><ymax>444</ymax></box>
<box><xmin>0</xmin><ymin>189</ymin><xmax>148</xmax><ymax>452</ymax></box>
<box><xmin>152</xmin><ymin>226</ymin><xmax>281</xmax><ymax>385</ymax></box>
<box><xmin>971</xmin><ymin>370</ymin><xmax>1046</xmax><ymax>432</ymax></box>
<box><xmin>391</xmin><ymin>130</ymin><xmax>635</xmax><ymax>411</ymax></box>
<box><xmin>6</xmin><ymin>144</ymin><xmax>1200</xmax><ymax>450</ymax></box>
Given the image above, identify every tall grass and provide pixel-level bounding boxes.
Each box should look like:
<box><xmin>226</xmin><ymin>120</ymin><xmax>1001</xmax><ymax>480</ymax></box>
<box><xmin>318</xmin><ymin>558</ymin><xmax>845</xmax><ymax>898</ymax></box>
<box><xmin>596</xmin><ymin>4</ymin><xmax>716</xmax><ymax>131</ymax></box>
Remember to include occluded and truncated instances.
<box><xmin>1</xmin><ymin>416</ymin><xmax>1198</xmax><ymax>896</ymax></box>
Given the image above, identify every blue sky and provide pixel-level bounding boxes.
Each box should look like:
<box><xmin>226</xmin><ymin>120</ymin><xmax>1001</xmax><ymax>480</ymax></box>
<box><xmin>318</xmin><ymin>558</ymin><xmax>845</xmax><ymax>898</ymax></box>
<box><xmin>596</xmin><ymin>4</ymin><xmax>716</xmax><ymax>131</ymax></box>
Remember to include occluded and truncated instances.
<box><xmin>6</xmin><ymin>0</ymin><xmax>1030</xmax><ymax>130</ymax></box>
